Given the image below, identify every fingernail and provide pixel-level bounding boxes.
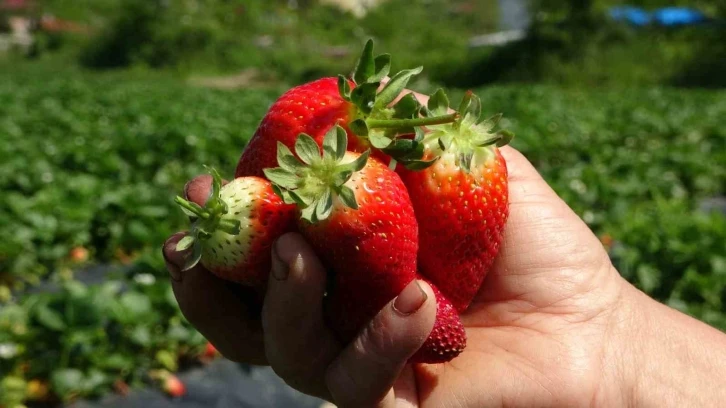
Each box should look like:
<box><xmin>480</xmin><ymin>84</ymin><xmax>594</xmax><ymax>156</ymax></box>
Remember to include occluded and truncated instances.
<box><xmin>271</xmin><ymin>241</ymin><xmax>289</xmax><ymax>281</ymax></box>
<box><xmin>163</xmin><ymin>244</ymin><xmax>183</xmax><ymax>282</ymax></box>
<box><xmin>393</xmin><ymin>280</ymin><xmax>427</xmax><ymax>316</ymax></box>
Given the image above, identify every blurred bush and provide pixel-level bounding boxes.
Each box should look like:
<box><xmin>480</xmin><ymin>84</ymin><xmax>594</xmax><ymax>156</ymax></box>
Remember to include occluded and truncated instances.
<box><xmin>74</xmin><ymin>0</ymin><xmax>498</xmax><ymax>84</ymax></box>
<box><xmin>441</xmin><ymin>0</ymin><xmax>726</xmax><ymax>88</ymax></box>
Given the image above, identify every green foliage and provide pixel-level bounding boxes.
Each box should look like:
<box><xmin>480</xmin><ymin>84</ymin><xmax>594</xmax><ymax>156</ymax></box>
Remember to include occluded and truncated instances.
<box><xmin>1</xmin><ymin>272</ymin><xmax>207</xmax><ymax>402</ymax></box>
<box><xmin>445</xmin><ymin>18</ymin><xmax>726</xmax><ymax>88</ymax></box>
<box><xmin>79</xmin><ymin>0</ymin><xmax>228</xmax><ymax>69</ymax></box>
<box><xmin>610</xmin><ymin>199</ymin><xmax>726</xmax><ymax>329</ymax></box>
<box><xmin>0</xmin><ymin>72</ymin><xmax>279</xmax><ymax>285</ymax></box>
<box><xmin>444</xmin><ymin>0</ymin><xmax>726</xmax><ymax>89</ymax></box>
<box><xmin>74</xmin><ymin>0</ymin><xmax>498</xmax><ymax>84</ymax></box>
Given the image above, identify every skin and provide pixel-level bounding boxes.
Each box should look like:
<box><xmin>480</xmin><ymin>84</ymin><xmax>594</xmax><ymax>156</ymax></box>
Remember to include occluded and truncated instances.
<box><xmin>163</xmin><ymin>96</ymin><xmax>726</xmax><ymax>408</ymax></box>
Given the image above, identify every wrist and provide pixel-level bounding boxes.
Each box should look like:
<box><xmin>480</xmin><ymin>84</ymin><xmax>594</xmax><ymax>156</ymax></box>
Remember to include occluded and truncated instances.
<box><xmin>605</xmin><ymin>275</ymin><xmax>726</xmax><ymax>407</ymax></box>
<box><xmin>594</xmin><ymin>275</ymin><xmax>643</xmax><ymax>407</ymax></box>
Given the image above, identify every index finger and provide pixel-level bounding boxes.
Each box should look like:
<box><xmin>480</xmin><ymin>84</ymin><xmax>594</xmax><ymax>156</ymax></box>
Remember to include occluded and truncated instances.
<box><xmin>164</xmin><ymin>175</ymin><xmax>268</xmax><ymax>365</ymax></box>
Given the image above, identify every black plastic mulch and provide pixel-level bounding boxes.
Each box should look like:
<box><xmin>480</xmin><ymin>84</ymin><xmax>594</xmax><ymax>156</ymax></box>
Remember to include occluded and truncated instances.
<box><xmin>69</xmin><ymin>359</ymin><xmax>326</xmax><ymax>408</ymax></box>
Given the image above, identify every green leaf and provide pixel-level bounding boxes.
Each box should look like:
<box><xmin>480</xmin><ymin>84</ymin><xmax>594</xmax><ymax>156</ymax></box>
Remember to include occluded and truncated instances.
<box><xmin>51</xmin><ymin>369</ymin><xmax>84</xmax><ymax>400</ymax></box>
<box><xmin>428</xmin><ymin>88</ymin><xmax>450</xmax><ymax>116</ymax></box>
<box><xmin>353</xmin><ymin>39</ymin><xmax>375</xmax><ymax>85</ymax></box>
<box><xmin>130</xmin><ymin>325</ymin><xmax>151</xmax><ymax>346</ymax></box>
<box><xmin>481</xmin><ymin>112</ymin><xmax>503</xmax><ymax>128</ymax></box>
<box><xmin>349</xmin><ymin>150</ymin><xmax>370</xmax><ymax>172</ymax></box>
<box><xmin>475</xmin><ymin>136</ymin><xmax>502</xmax><ymax>147</ymax></box>
<box><xmin>322</xmin><ymin>125</ymin><xmax>348</xmax><ymax>161</ymax></box>
<box><xmin>370</xmin><ymin>54</ymin><xmax>391</xmax><ymax>83</ymax></box>
<box><xmin>496</xmin><ymin>130</ymin><xmax>515</xmax><ymax>146</ymax></box>
<box><xmin>263</xmin><ymin>167</ymin><xmax>299</xmax><ymax>190</ymax></box>
<box><xmin>276</xmin><ymin>142</ymin><xmax>302</xmax><ymax>172</ymax></box>
<box><xmin>636</xmin><ymin>264</ymin><xmax>661</xmax><ymax>293</ymax></box>
<box><xmin>393</xmin><ymin>93</ymin><xmax>420</xmax><ymax>119</ymax></box>
<box><xmin>332</xmin><ymin>169</ymin><xmax>354</xmax><ymax>187</ymax></box>
<box><xmin>175</xmin><ymin>235</ymin><xmax>195</xmax><ymax>251</ymax></box>
<box><xmin>83</xmin><ymin>369</ymin><xmax>107</xmax><ymax>394</ymax></box>
<box><xmin>458</xmin><ymin>152</ymin><xmax>473</xmax><ymax>173</ymax></box>
<box><xmin>101</xmin><ymin>354</ymin><xmax>134</xmax><ymax>370</ymax></box>
<box><xmin>156</xmin><ymin>350</ymin><xmax>178</xmax><ymax>371</ymax></box>
<box><xmin>414</xmin><ymin>126</ymin><xmax>425</xmax><ymax>142</ymax></box>
<box><xmin>382</xmin><ymin>139</ymin><xmax>426</xmax><ymax>163</ymax></box>
<box><xmin>36</xmin><ymin>304</ymin><xmax>66</xmax><ymax>331</ymax></box>
<box><xmin>398</xmin><ymin>141</ymin><xmax>426</xmax><ymax>161</ymax></box>
<box><xmin>350</xmin><ymin>82</ymin><xmax>379</xmax><ymax>115</ymax></box>
<box><xmin>300</xmin><ymin>204</ymin><xmax>317</xmax><ymax>223</ymax></box>
<box><xmin>295</xmin><ymin>133</ymin><xmax>321</xmax><ymax>164</ymax></box>
<box><xmin>384</xmin><ymin>138</ymin><xmax>416</xmax><ymax>155</ymax></box>
<box><xmin>338</xmin><ymin>185</ymin><xmax>358</xmax><ymax>209</ymax></box>
<box><xmin>1</xmin><ymin>376</ymin><xmax>27</xmax><ymax>405</ymax></box>
<box><xmin>315</xmin><ymin>189</ymin><xmax>334</xmax><ymax>221</ymax></box>
<box><xmin>464</xmin><ymin>93</ymin><xmax>482</xmax><ymax>123</ymax></box>
<box><xmin>289</xmin><ymin>190</ymin><xmax>313</xmax><ymax>207</ymax></box>
<box><xmin>369</xmin><ymin>131</ymin><xmax>393</xmax><ymax>149</ymax></box>
<box><xmin>439</xmin><ymin>133</ymin><xmax>454</xmax><ymax>151</ymax></box>
<box><xmin>338</xmin><ymin>75</ymin><xmax>351</xmax><ymax>101</ymax></box>
<box><xmin>373</xmin><ymin>66</ymin><xmax>423</xmax><ymax>112</ymax></box>
<box><xmin>404</xmin><ymin>158</ymin><xmax>438</xmax><ymax>170</ymax></box>
<box><xmin>457</xmin><ymin>91</ymin><xmax>473</xmax><ymax>116</ymax></box>
<box><xmin>167</xmin><ymin>324</ymin><xmax>192</xmax><ymax>342</ymax></box>
<box><xmin>271</xmin><ymin>184</ymin><xmax>292</xmax><ymax>203</ymax></box>
<box><xmin>120</xmin><ymin>292</ymin><xmax>152</xmax><ymax>317</ymax></box>
<box><xmin>206</xmin><ymin>166</ymin><xmax>224</xmax><ymax>203</ymax></box>
<box><xmin>349</xmin><ymin>119</ymin><xmax>369</xmax><ymax>136</ymax></box>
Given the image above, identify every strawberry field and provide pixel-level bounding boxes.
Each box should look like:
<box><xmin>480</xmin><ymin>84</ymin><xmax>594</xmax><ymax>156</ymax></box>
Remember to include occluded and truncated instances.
<box><xmin>1</xmin><ymin>69</ymin><xmax>725</xmax><ymax>404</ymax></box>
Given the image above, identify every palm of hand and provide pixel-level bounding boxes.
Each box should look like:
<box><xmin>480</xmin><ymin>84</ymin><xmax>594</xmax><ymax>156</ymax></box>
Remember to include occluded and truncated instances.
<box><xmin>399</xmin><ymin>147</ymin><xmax>626</xmax><ymax>407</ymax></box>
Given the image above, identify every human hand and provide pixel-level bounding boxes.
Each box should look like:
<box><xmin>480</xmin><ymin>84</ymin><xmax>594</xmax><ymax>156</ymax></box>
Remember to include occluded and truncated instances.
<box><xmin>163</xmin><ymin>104</ymin><xmax>726</xmax><ymax>408</ymax></box>
<box><xmin>162</xmin><ymin>143</ymin><xmax>632</xmax><ymax>407</ymax></box>
<box><xmin>163</xmin><ymin>174</ymin><xmax>437</xmax><ymax>405</ymax></box>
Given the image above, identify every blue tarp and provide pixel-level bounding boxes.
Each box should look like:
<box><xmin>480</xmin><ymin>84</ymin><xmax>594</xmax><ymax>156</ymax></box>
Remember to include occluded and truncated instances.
<box><xmin>609</xmin><ymin>6</ymin><xmax>651</xmax><ymax>26</ymax></box>
<box><xmin>652</xmin><ymin>7</ymin><xmax>709</xmax><ymax>26</ymax></box>
<box><xmin>608</xmin><ymin>6</ymin><xmax>709</xmax><ymax>27</ymax></box>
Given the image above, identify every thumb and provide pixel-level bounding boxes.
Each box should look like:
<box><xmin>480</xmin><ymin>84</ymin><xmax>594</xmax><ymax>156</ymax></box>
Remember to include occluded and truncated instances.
<box><xmin>324</xmin><ymin>279</ymin><xmax>436</xmax><ymax>407</ymax></box>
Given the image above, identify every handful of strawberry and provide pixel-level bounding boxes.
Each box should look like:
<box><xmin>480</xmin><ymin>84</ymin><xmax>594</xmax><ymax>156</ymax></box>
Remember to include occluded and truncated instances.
<box><xmin>174</xmin><ymin>40</ymin><xmax>512</xmax><ymax>364</ymax></box>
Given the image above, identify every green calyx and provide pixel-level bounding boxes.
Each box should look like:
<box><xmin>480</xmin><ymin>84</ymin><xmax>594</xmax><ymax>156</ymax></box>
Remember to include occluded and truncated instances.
<box><xmin>420</xmin><ymin>89</ymin><xmax>515</xmax><ymax>173</ymax></box>
<box><xmin>173</xmin><ymin>166</ymin><xmax>240</xmax><ymax>271</ymax></box>
<box><xmin>263</xmin><ymin>125</ymin><xmax>369</xmax><ymax>224</ymax></box>
<box><xmin>339</xmin><ymin>39</ymin><xmax>458</xmax><ymax>167</ymax></box>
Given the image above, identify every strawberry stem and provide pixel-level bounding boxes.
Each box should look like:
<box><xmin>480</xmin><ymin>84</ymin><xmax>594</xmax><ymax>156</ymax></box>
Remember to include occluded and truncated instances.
<box><xmin>175</xmin><ymin>196</ymin><xmax>210</xmax><ymax>219</ymax></box>
<box><xmin>367</xmin><ymin>113</ymin><xmax>459</xmax><ymax>129</ymax></box>
<box><xmin>264</xmin><ymin>126</ymin><xmax>369</xmax><ymax>224</ymax></box>
<box><xmin>218</xmin><ymin>219</ymin><xmax>241</xmax><ymax>235</ymax></box>
<box><xmin>173</xmin><ymin>167</ymin><xmax>241</xmax><ymax>262</ymax></box>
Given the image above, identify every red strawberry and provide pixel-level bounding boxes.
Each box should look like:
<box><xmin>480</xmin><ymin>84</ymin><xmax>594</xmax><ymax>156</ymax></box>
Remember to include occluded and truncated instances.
<box><xmin>235</xmin><ymin>40</ymin><xmax>457</xmax><ymax>178</ymax></box>
<box><xmin>69</xmin><ymin>246</ymin><xmax>89</xmax><ymax>263</ymax></box>
<box><xmin>264</xmin><ymin>126</ymin><xmax>466</xmax><ymax>363</ymax></box>
<box><xmin>202</xmin><ymin>342</ymin><xmax>218</xmax><ymax>359</ymax></box>
<box><xmin>397</xmin><ymin>90</ymin><xmax>512</xmax><ymax>312</ymax></box>
<box><xmin>113</xmin><ymin>379</ymin><xmax>130</xmax><ymax>396</ymax></box>
<box><xmin>26</xmin><ymin>379</ymin><xmax>51</xmax><ymax>401</ymax></box>
<box><xmin>409</xmin><ymin>277</ymin><xmax>467</xmax><ymax>363</ymax></box>
<box><xmin>162</xmin><ymin>374</ymin><xmax>186</xmax><ymax>398</ymax></box>
<box><xmin>174</xmin><ymin>169</ymin><xmax>296</xmax><ymax>289</ymax></box>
